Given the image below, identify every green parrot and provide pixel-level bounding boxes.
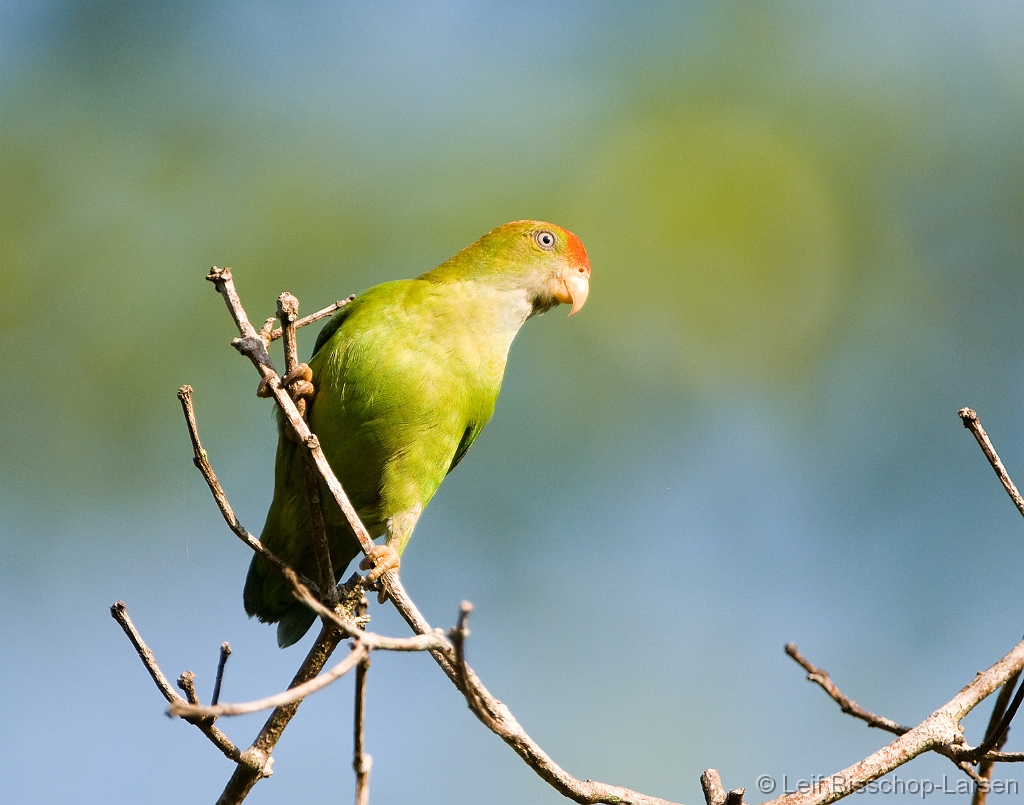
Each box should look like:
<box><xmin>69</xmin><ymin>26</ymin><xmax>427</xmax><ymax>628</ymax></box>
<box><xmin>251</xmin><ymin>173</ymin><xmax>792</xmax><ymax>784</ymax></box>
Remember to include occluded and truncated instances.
<box><xmin>244</xmin><ymin>220</ymin><xmax>591</xmax><ymax>646</ymax></box>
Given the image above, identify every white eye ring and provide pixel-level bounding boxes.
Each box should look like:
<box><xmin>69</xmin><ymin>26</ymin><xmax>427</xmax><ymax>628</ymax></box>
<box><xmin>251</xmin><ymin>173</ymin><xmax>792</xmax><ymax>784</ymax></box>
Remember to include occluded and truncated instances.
<box><xmin>535</xmin><ymin>230</ymin><xmax>556</xmax><ymax>250</ymax></box>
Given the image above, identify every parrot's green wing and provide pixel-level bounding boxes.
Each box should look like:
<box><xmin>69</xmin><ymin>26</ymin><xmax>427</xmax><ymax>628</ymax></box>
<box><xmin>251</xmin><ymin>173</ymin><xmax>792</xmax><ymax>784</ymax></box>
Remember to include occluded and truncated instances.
<box><xmin>448</xmin><ymin>421</ymin><xmax>485</xmax><ymax>474</ymax></box>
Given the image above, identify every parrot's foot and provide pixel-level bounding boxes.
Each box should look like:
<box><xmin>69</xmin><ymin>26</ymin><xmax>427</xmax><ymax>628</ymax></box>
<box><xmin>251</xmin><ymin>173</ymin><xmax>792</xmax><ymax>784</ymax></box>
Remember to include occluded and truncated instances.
<box><xmin>282</xmin><ymin>363</ymin><xmax>315</xmax><ymax>402</ymax></box>
<box><xmin>360</xmin><ymin>544</ymin><xmax>401</xmax><ymax>603</ymax></box>
<box><xmin>256</xmin><ymin>364</ymin><xmax>315</xmax><ymax>401</ymax></box>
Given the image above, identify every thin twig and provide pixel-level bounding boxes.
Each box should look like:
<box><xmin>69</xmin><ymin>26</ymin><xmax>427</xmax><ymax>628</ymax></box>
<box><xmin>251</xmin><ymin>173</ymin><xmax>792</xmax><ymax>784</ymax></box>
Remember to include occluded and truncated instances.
<box><xmin>212</xmin><ymin>643</ymin><xmax>232</xmax><ymax>707</ymax></box>
<box><xmin>959</xmin><ymin>408</ymin><xmax>1024</xmax><ymax>518</ymax></box>
<box><xmin>110</xmin><ymin>602</ymin><xmax>245</xmax><ymax>765</ymax></box>
<box><xmin>448</xmin><ymin>601</ymin><xmax>501</xmax><ymax>733</ymax></box>
<box><xmin>354</xmin><ymin>656</ymin><xmax>372</xmax><ymax>805</ymax></box>
<box><xmin>267</xmin><ymin>296</ymin><xmax>355</xmax><ymax>342</ymax></box>
<box><xmin>785</xmin><ymin>643</ymin><xmax>987</xmax><ymax>783</ymax></box>
<box><xmin>172</xmin><ymin>645</ymin><xmax>368</xmax><ymax>718</ymax></box>
<box><xmin>785</xmin><ymin>644</ymin><xmax>908</xmax><ymax>735</ymax></box>
<box><xmin>176</xmin><ymin>384</ymin><xmax>320</xmax><ymax>598</ymax></box>
<box><xmin>177</xmin><ymin>671</ymin><xmax>201</xmax><ymax>706</ymax></box>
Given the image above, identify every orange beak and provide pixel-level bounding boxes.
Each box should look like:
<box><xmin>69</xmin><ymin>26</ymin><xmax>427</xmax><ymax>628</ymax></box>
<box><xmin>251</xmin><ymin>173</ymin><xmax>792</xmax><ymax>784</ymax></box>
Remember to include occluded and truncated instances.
<box><xmin>552</xmin><ymin>272</ymin><xmax>590</xmax><ymax>316</ymax></box>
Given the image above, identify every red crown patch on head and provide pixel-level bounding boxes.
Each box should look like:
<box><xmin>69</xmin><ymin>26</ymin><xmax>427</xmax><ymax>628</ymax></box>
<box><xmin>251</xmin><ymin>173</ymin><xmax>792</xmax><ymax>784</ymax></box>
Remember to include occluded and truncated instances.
<box><xmin>564</xmin><ymin>230</ymin><xmax>591</xmax><ymax>275</ymax></box>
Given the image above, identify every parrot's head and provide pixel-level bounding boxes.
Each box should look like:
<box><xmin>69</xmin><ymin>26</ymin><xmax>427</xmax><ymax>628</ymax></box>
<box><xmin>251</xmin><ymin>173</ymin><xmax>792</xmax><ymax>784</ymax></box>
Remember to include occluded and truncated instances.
<box><xmin>429</xmin><ymin>220</ymin><xmax>591</xmax><ymax>318</ymax></box>
<box><xmin>501</xmin><ymin>220</ymin><xmax>590</xmax><ymax>316</ymax></box>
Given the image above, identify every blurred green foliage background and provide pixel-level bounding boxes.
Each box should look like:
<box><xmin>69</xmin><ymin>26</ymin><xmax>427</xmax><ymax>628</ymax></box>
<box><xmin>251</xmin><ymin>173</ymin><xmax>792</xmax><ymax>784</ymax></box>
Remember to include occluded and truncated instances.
<box><xmin>3</xmin><ymin>2</ymin><xmax>1024</xmax><ymax>803</ymax></box>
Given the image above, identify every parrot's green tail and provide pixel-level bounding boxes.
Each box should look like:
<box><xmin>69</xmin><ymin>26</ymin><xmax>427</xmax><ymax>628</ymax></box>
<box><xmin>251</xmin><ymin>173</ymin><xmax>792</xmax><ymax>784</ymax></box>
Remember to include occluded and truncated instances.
<box><xmin>276</xmin><ymin>603</ymin><xmax>319</xmax><ymax>648</ymax></box>
<box><xmin>243</xmin><ymin>554</ymin><xmax>318</xmax><ymax>648</ymax></box>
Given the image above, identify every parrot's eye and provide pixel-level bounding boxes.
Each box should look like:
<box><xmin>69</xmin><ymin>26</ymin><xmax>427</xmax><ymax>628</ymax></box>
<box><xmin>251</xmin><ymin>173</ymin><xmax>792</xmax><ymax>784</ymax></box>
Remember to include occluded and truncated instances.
<box><xmin>535</xmin><ymin>230</ymin><xmax>556</xmax><ymax>250</ymax></box>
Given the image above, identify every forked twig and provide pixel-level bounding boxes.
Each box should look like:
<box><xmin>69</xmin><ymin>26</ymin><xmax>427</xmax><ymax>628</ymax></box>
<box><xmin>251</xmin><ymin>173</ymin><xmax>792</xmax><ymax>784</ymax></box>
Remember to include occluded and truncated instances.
<box><xmin>110</xmin><ymin>602</ymin><xmax>244</xmax><ymax>765</ymax></box>
<box><xmin>266</xmin><ymin>296</ymin><xmax>355</xmax><ymax>343</ymax></box>
<box><xmin>963</xmin><ymin>671</ymin><xmax>1024</xmax><ymax>762</ymax></box>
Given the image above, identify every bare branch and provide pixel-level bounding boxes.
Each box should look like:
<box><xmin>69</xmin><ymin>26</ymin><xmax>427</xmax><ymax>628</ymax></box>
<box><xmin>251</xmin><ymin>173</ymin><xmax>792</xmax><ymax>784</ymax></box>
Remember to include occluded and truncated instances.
<box><xmin>785</xmin><ymin>643</ymin><xmax>990</xmax><ymax>783</ymax></box>
<box><xmin>176</xmin><ymin>384</ymin><xmax>320</xmax><ymax>598</ymax></box>
<box><xmin>959</xmin><ymin>407</ymin><xmax>1024</xmax><ymax>519</ymax></box>
<box><xmin>110</xmin><ymin>602</ymin><xmax>245</xmax><ymax>765</ymax></box>
<box><xmin>354</xmin><ymin>656</ymin><xmax>372</xmax><ymax>805</ymax></box>
<box><xmin>769</xmin><ymin>638</ymin><xmax>1024</xmax><ymax>805</ymax></box>
<box><xmin>434</xmin><ymin>600</ymin><xmax>685</xmax><ymax>805</ymax></box>
<box><xmin>311</xmin><ymin>562</ymin><xmax>699</xmax><ymax>805</ymax></box>
<box><xmin>267</xmin><ymin>296</ymin><xmax>355</xmax><ymax>342</ymax></box>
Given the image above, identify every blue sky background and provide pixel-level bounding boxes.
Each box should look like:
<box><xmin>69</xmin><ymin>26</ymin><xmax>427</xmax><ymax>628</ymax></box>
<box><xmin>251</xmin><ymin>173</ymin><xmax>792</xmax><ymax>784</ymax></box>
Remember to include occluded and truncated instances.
<box><xmin>3</xmin><ymin>2</ymin><xmax>1024</xmax><ymax>803</ymax></box>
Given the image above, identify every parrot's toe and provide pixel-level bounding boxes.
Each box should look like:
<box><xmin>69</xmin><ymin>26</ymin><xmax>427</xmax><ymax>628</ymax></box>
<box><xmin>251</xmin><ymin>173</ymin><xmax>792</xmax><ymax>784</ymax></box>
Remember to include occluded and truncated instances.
<box><xmin>360</xmin><ymin>544</ymin><xmax>401</xmax><ymax>603</ymax></box>
<box><xmin>283</xmin><ymin>363</ymin><xmax>315</xmax><ymax>400</ymax></box>
<box><xmin>256</xmin><ymin>374</ymin><xmax>275</xmax><ymax>398</ymax></box>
